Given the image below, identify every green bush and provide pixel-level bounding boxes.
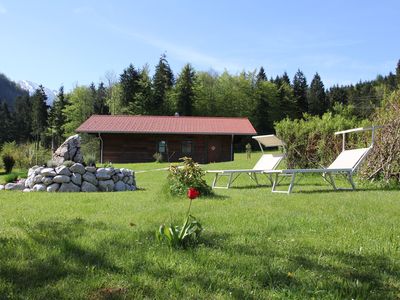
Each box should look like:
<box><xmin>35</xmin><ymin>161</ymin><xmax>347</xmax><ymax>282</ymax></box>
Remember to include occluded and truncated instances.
<box><xmin>2</xmin><ymin>155</ymin><xmax>15</xmax><ymax>174</ymax></box>
<box><xmin>3</xmin><ymin>173</ymin><xmax>18</xmax><ymax>183</ymax></box>
<box><xmin>1</xmin><ymin>142</ymin><xmax>51</xmax><ymax>169</ymax></box>
<box><xmin>167</xmin><ymin>157</ymin><xmax>212</xmax><ymax>196</ymax></box>
<box><xmin>84</xmin><ymin>154</ymin><xmax>96</xmax><ymax>167</ymax></box>
<box><xmin>275</xmin><ymin>112</ymin><xmax>366</xmax><ymax>168</ymax></box>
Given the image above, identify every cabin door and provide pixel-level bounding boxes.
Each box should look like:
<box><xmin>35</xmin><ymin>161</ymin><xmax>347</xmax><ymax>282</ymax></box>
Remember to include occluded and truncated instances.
<box><xmin>207</xmin><ymin>137</ymin><xmax>221</xmax><ymax>163</ymax></box>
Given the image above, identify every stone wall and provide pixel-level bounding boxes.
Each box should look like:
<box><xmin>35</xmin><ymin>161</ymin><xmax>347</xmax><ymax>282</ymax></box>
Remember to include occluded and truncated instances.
<box><xmin>1</xmin><ymin>163</ymin><xmax>136</xmax><ymax>192</ymax></box>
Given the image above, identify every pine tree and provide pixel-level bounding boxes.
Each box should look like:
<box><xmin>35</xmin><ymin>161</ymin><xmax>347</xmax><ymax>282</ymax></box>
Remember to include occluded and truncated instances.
<box><xmin>48</xmin><ymin>86</ymin><xmax>67</xmax><ymax>149</ymax></box>
<box><xmin>277</xmin><ymin>81</ymin><xmax>296</xmax><ymax>120</ymax></box>
<box><xmin>253</xmin><ymin>81</ymin><xmax>275</xmax><ymax>134</ymax></box>
<box><xmin>95</xmin><ymin>82</ymin><xmax>109</xmax><ymax>114</ymax></box>
<box><xmin>119</xmin><ymin>64</ymin><xmax>140</xmax><ymax>114</ymax></box>
<box><xmin>396</xmin><ymin>59</ymin><xmax>400</xmax><ymax>86</ymax></box>
<box><xmin>292</xmin><ymin>69</ymin><xmax>308</xmax><ymax>118</ymax></box>
<box><xmin>327</xmin><ymin>85</ymin><xmax>348</xmax><ymax>108</ymax></box>
<box><xmin>308</xmin><ymin>73</ymin><xmax>327</xmax><ymax>115</ymax></box>
<box><xmin>130</xmin><ymin>65</ymin><xmax>152</xmax><ymax>115</ymax></box>
<box><xmin>151</xmin><ymin>54</ymin><xmax>174</xmax><ymax>115</ymax></box>
<box><xmin>175</xmin><ymin>64</ymin><xmax>196</xmax><ymax>116</ymax></box>
<box><xmin>14</xmin><ymin>94</ymin><xmax>32</xmax><ymax>143</ymax></box>
<box><xmin>256</xmin><ymin>66</ymin><xmax>267</xmax><ymax>83</ymax></box>
<box><xmin>31</xmin><ymin>86</ymin><xmax>48</xmax><ymax>153</ymax></box>
<box><xmin>281</xmin><ymin>72</ymin><xmax>291</xmax><ymax>85</ymax></box>
<box><xmin>0</xmin><ymin>101</ymin><xmax>16</xmax><ymax>144</ymax></box>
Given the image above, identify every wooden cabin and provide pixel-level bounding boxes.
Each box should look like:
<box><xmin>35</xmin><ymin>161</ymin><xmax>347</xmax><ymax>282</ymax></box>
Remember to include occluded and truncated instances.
<box><xmin>76</xmin><ymin>115</ymin><xmax>257</xmax><ymax>164</ymax></box>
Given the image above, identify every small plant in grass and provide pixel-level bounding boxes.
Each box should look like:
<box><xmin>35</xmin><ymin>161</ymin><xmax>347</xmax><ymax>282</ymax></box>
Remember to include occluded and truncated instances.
<box><xmin>167</xmin><ymin>157</ymin><xmax>212</xmax><ymax>196</ymax></box>
<box><xmin>153</xmin><ymin>152</ymin><xmax>163</xmax><ymax>163</ymax></box>
<box><xmin>157</xmin><ymin>187</ymin><xmax>203</xmax><ymax>249</ymax></box>
<box><xmin>62</xmin><ymin>160</ymin><xmax>75</xmax><ymax>167</ymax></box>
<box><xmin>2</xmin><ymin>154</ymin><xmax>15</xmax><ymax>174</ymax></box>
<box><xmin>3</xmin><ymin>173</ymin><xmax>18</xmax><ymax>183</ymax></box>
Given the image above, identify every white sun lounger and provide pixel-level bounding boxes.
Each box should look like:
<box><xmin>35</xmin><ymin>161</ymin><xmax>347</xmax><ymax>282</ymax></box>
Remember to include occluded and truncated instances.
<box><xmin>207</xmin><ymin>135</ymin><xmax>285</xmax><ymax>189</ymax></box>
<box><xmin>264</xmin><ymin>126</ymin><xmax>379</xmax><ymax>194</ymax></box>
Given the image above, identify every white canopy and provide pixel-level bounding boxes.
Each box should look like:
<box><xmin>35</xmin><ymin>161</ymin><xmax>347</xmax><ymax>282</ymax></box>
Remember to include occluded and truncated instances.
<box><xmin>252</xmin><ymin>134</ymin><xmax>285</xmax><ymax>151</ymax></box>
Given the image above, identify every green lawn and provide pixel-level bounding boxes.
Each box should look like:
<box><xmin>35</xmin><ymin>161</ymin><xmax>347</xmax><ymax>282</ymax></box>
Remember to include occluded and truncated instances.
<box><xmin>0</xmin><ymin>153</ymin><xmax>399</xmax><ymax>299</ymax></box>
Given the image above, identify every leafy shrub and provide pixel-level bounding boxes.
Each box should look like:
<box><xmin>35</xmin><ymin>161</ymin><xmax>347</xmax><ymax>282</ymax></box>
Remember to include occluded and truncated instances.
<box><xmin>2</xmin><ymin>155</ymin><xmax>15</xmax><ymax>174</ymax></box>
<box><xmin>360</xmin><ymin>90</ymin><xmax>400</xmax><ymax>185</ymax></box>
<box><xmin>47</xmin><ymin>160</ymin><xmax>58</xmax><ymax>168</ymax></box>
<box><xmin>3</xmin><ymin>173</ymin><xmax>18</xmax><ymax>183</ymax></box>
<box><xmin>275</xmin><ymin>112</ymin><xmax>365</xmax><ymax>168</ymax></box>
<box><xmin>153</xmin><ymin>152</ymin><xmax>163</xmax><ymax>163</ymax></box>
<box><xmin>103</xmin><ymin>161</ymin><xmax>113</xmax><ymax>168</ymax></box>
<box><xmin>63</xmin><ymin>160</ymin><xmax>75</xmax><ymax>167</ymax></box>
<box><xmin>167</xmin><ymin>157</ymin><xmax>212</xmax><ymax>196</ymax></box>
<box><xmin>85</xmin><ymin>154</ymin><xmax>96</xmax><ymax>167</ymax></box>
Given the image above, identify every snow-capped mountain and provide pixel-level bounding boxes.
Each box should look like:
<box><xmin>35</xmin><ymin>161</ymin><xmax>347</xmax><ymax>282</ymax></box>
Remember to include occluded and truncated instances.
<box><xmin>18</xmin><ymin>80</ymin><xmax>57</xmax><ymax>105</ymax></box>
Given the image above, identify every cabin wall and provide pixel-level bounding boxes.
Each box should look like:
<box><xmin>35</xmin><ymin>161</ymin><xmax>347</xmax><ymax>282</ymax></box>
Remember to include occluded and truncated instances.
<box><xmin>101</xmin><ymin>133</ymin><xmax>232</xmax><ymax>163</ymax></box>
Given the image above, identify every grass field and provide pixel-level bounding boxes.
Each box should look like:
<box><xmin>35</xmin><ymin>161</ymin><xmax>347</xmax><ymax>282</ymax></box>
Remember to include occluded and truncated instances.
<box><xmin>0</xmin><ymin>153</ymin><xmax>399</xmax><ymax>299</ymax></box>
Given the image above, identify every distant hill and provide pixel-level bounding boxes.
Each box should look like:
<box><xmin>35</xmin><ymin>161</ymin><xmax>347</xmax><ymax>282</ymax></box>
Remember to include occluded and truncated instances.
<box><xmin>0</xmin><ymin>73</ymin><xmax>28</xmax><ymax>108</ymax></box>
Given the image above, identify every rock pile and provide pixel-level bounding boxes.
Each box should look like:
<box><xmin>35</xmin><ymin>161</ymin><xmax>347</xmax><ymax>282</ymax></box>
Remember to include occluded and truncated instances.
<box><xmin>52</xmin><ymin>134</ymin><xmax>83</xmax><ymax>165</ymax></box>
<box><xmin>6</xmin><ymin>163</ymin><xmax>137</xmax><ymax>192</ymax></box>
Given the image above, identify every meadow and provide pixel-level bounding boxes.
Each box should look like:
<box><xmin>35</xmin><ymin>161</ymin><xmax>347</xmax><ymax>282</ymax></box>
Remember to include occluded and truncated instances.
<box><xmin>0</xmin><ymin>153</ymin><xmax>399</xmax><ymax>299</ymax></box>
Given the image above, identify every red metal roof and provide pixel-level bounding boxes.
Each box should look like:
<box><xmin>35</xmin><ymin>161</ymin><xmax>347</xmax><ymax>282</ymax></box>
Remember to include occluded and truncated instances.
<box><xmin>76</xmin><ymin>115</ymin><xmax>257</xmax><ymax>135</ymax></box>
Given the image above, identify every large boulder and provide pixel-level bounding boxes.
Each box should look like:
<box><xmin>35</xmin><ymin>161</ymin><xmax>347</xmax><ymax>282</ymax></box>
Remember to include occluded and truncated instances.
<box><xmin>81</xmin><ymin>181</ymin><xmax>98</xmax><ymax>192</ymax></box>
<box><xmin>0</xmin><ymin>185</ymin><xmax>4</xmax><ymax>190</ymax></box>
<box><xmin>52</xmin><ymin>135</ymin><xmax>83</xmax><ymax>165</ymax></box>
<box><xmin>41</xmin><ymin>168</ymin><xmax>56</xmax><ymax>177</ymax></box>
<box><xmin>114</xmin><ymin>181</ymin><xmax>126</xmax><ymax>192</ymax></box>
<box><xmin>59</xmin><ymin>182</ymin><xmax>80</xmax><ymax>192</ymax></box>
<box><xmin>53</xmin><ymin>175</ymin><xmax>71</xmax><ymax>183</ymax></box>
<box><xmin>33</xmin><ymin>174</ymin><xmax>43</xmax><ymax>184</ymax></box>
<box><xmin>32</xmin><ymin>184</ymin><xmax>46</xmax><ymax>192</ymax></box>
<box><xmin>70</xmin><ymin>163</ymin><xmax>85</xmax><ymax>175</ymax></box>
<box><xmin>71</xmin><ymin>173</ymin><xmax>82</xmax><ymax>185</ymax></box>
<box><xmin>55</xmin><ymin>165</ymin><xmax>71</xmax><ymax>176</ymax></box>
<box><xmin>41</xmin><ymin>176</ymin><xmax>54</xmax><ymax>186</ymax></box>
<box><xmin>5</xmin><ymin>183</ymin><xmax>25</xmax><ymax>191</ymax></box>
<box><xmin>83</xmin><ymin>172</ymin><xmax>98</xmax><ymax>186</ymax></box>
<box><xmin>25</xmin><ymin>176</ymin><xmax>35</xmax><ymax>189</ymax></box>
<box><xmin>47</xmin><ymin>183</ymin><xmax>60</xmax><ymax>192</ymax></box>
<box><xmin>34</xmin><ymin>167</ymin><xmax>44</xmax><ymax>175</ymax></box>
<box><xmin>98</xmin><ymin>179</ymin><xmax>114</xmax><ymax>192</ymax></box>
<box><xmin>96</xmin><ymin>168</ymin><xmax>111</xmax><ymax>180</ymax></box>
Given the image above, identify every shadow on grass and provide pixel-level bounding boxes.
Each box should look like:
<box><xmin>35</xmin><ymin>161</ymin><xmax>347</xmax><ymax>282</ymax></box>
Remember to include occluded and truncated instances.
<box><xmin>0</xmin><ymin>218</ymin><xmax>122</xmax><ymax>292</ymax></box>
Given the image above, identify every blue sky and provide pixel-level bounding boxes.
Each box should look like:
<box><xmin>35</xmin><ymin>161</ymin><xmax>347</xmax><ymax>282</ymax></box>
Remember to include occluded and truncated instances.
<box><xmin>0</xmin><ymin>0</ymin><xmax>399</xmax><ymax>91</ymax></box>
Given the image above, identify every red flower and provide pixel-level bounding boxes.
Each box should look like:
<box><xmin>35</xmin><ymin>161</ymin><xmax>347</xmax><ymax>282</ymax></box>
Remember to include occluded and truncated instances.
<box><xmin>187</xmin><ymin>187</ymin><xmax>200</xmax><ymax>199</ymax></box>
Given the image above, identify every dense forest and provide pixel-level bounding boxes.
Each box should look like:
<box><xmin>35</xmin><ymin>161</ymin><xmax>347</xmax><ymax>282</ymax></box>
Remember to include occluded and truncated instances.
<box><xmin>1</xmin><ymin>55</ymin><xmax>400</xmax><ymax>152</ymax></box>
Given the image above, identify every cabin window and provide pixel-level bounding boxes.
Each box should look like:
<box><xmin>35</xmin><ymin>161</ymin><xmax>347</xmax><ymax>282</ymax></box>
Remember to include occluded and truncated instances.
<box><xmin>182</xmin><ymin>141</ymin><xmax>192</xmax><ymax>155</ymax></box>
<box><xmin>158</xmin><ymin>141</ymin><xmax>167</xmax><ymax>153</ymax></box>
